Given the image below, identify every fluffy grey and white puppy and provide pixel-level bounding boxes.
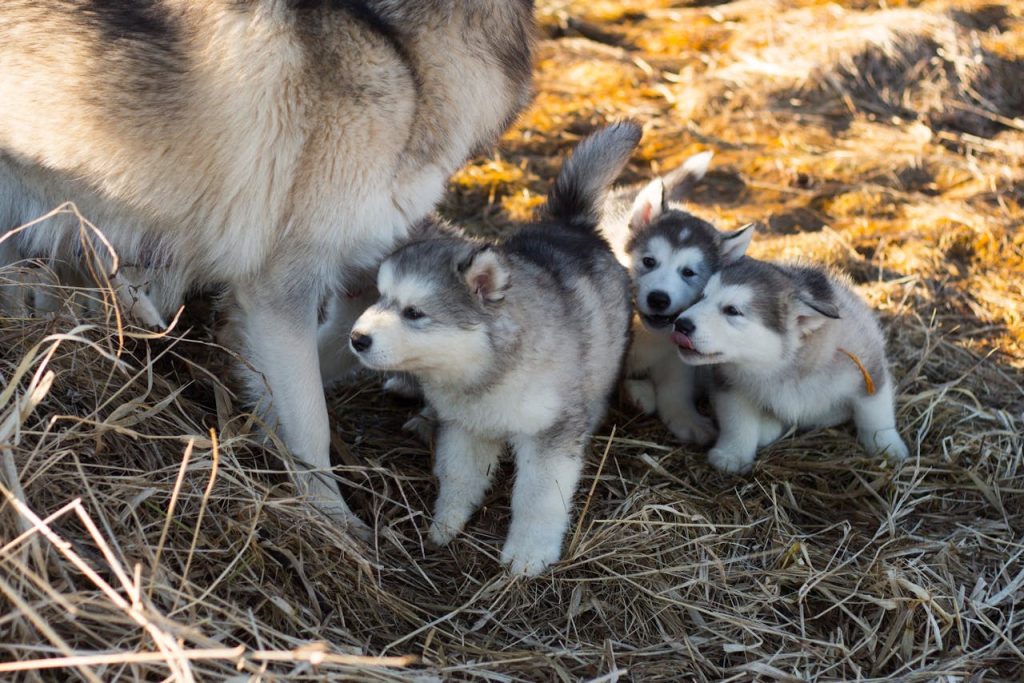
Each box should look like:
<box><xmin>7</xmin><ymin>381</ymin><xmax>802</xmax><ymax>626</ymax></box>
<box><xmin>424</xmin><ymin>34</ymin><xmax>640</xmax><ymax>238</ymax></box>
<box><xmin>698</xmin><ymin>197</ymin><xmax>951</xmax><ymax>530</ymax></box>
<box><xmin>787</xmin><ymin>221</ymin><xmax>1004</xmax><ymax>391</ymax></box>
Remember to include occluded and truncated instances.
<box><xmin>599</xmin><ymin>154</ymin><xmax>753</xmax><ymax>444</ymax></box>
<box><xmin>349</xmin><ymin>122</ymin><xmax>638</xmax><ymax>575</ymax></box>
<box><xmin>0</xmin><ymin>1</ymin><xmax>535</xmax><ymax>525</ymax></box>
<box><xmin>672</xmin><ymin>257</ymin><xmax>911</xmax><ymax>473</ymax></box>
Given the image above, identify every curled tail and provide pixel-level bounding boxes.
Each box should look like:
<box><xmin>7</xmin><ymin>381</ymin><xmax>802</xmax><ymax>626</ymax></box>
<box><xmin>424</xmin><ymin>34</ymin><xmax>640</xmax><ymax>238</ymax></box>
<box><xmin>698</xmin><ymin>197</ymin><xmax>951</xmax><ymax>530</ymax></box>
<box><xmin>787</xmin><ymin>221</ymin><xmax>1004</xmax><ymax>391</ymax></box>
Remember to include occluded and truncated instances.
<box><xmin>545</xmin><ymin>121</ymin><xmax>642</xmax><ymax>233</ymax></box>
<box><xmin>662</xmin><ymin>150</ymin><xmax>712</xmax><ymax>202</ymax></box>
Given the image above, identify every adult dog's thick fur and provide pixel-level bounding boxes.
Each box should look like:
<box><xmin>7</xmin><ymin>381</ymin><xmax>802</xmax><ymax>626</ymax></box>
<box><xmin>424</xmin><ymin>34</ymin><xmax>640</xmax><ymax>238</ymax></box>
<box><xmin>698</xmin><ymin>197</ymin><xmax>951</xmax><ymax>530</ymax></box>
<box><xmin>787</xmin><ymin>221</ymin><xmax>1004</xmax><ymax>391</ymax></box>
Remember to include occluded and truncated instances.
<box><xmin>0</xmin><ymin>1</ymin><xmax>535</xmax><ymax>525</ymax></box>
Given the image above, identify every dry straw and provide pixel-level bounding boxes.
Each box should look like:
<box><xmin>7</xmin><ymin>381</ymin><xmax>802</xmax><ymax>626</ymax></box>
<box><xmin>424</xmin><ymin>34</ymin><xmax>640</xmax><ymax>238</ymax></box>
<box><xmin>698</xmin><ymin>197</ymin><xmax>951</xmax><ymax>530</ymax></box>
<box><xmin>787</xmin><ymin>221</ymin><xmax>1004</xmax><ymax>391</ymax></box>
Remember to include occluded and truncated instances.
<box><xmin>2</xmin><ymin>1</ymin><xmax>1024</xmax><ymax>680</ymax></box>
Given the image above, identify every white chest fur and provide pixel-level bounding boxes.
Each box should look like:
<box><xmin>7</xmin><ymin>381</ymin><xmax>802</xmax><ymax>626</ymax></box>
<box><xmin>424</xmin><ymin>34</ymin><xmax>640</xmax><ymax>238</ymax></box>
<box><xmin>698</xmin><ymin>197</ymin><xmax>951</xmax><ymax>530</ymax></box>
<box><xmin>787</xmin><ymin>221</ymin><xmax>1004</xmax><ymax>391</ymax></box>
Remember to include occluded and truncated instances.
<box><xmin>427</xmin><ymin>370</ymin><xmax>565</xmax><ymax>440</ymax></box>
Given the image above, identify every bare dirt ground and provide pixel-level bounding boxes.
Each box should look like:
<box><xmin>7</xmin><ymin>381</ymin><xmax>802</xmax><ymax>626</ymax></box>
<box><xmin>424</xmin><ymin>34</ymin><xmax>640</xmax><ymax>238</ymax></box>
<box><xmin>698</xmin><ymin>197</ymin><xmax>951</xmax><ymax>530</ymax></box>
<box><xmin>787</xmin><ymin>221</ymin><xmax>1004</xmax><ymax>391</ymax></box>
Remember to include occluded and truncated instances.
<box><xmin>2</xmin><ymin>1</ymin><xmax>1023</xmax><ymax>681</ymax></box>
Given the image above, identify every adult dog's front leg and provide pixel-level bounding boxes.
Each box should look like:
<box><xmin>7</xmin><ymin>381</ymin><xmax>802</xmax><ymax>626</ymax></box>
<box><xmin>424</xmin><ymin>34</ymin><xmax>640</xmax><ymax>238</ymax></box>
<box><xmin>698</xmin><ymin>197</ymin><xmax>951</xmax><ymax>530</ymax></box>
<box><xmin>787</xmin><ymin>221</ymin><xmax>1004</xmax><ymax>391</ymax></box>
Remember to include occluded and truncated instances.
<box><xmin>234</xmin><ymin>282</ymin><xmax>362</xmax><ymax>530</ymax></box>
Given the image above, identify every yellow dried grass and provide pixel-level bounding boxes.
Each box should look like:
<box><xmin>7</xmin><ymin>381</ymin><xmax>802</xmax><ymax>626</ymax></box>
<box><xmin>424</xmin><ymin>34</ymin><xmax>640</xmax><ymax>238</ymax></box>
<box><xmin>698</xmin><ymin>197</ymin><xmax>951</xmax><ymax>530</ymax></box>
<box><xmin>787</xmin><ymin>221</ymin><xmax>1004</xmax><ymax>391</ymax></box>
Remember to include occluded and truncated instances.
<box><xmin>2</xmin><ymin>1</ymin><xmax>1023</xmax><ymax>680</ymax></box>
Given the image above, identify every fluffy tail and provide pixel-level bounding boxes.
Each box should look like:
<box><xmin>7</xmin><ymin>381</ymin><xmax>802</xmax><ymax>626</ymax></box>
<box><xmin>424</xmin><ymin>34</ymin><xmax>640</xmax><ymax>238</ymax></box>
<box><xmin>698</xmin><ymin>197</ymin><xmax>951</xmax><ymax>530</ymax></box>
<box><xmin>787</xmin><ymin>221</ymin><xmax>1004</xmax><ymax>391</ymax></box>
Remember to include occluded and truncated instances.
<box><xmin>545</xmin><ymin>121</ymin><xmax>642</xmax><ymax>233</ymax></box>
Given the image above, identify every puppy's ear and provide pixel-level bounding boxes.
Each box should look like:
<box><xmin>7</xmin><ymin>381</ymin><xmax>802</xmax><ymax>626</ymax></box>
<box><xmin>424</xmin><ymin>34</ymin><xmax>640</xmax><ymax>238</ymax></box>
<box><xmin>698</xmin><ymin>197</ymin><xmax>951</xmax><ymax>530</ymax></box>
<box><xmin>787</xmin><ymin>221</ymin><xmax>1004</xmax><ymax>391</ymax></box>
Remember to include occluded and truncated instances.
<box><xmin>794</xmin><ymin>293</ymin><xmax>840</xmax><ymax>333</ymax></box>
<box><xmin>629</xmin><ymin>178</ymin><xmax>666</xmax><ymax>232</ymax></box>
<box><xmin>720</xmin><ymin>223</ymin><xmax>755</xmax><ymax>264</ymax></box>
<box><xmin>459</xmin><ymin>246</ymin><xmax>509</xmax><ymax>303</ymax></box>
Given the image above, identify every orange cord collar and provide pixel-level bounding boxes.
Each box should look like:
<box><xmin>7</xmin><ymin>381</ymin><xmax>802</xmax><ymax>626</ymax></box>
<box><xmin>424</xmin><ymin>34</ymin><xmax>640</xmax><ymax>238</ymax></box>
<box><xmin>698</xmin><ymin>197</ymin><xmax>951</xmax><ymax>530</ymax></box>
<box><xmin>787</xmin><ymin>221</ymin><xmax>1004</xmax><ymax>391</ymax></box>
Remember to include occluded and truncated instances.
<box><xmin>838</xmin><ymin>347</ymin><xmax>876</xmax><ymax>395</ymax></box>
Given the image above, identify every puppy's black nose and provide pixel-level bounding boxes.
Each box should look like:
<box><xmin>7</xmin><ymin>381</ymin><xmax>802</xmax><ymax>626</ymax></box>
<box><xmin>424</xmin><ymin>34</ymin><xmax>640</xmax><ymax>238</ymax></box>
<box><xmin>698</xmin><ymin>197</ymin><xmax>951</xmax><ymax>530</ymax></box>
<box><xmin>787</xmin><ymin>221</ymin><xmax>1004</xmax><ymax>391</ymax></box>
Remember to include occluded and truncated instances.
<box><xmin>350</xmin><ymin>331</ymin><xmax>372</xmax><ymax>353</ymax></box>
<box><xmin>674</xmin><ymin>317</ymin><xmax>695</xmax><ymax>335</ymax></box>
<box><xmin>647</xmin><ymin>290</ymin><xmax>671</xmax><ymax>311</ymax></box>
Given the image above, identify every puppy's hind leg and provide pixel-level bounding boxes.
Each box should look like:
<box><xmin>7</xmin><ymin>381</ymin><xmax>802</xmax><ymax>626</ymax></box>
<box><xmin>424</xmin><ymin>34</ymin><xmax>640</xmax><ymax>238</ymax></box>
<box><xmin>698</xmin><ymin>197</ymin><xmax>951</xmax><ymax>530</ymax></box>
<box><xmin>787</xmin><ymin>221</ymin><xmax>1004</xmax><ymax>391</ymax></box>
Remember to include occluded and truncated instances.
<box><xmin>853</xmin><ymin>379</ymin><xmax>910</xmax><ymax>462</ymax></box>
<box><xmin>428</xmin><ymin>424</ymin><xmax>501</xmax><ymax>546</ymax></box>
<box><xmin>233</xmin><ymin>280</ymin><xmax>364</xmax><ymax>532</ymax></box>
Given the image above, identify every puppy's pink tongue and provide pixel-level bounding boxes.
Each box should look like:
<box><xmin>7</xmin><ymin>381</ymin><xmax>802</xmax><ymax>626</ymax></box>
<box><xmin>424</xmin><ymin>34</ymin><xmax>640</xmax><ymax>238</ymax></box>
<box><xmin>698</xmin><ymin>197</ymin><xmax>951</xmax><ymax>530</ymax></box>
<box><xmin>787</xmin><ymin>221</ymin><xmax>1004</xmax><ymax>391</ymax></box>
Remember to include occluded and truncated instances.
<box><xmin>671</xmin><ymin>331</ymin><xmax>695</xmax><ymax>350</ymax></box>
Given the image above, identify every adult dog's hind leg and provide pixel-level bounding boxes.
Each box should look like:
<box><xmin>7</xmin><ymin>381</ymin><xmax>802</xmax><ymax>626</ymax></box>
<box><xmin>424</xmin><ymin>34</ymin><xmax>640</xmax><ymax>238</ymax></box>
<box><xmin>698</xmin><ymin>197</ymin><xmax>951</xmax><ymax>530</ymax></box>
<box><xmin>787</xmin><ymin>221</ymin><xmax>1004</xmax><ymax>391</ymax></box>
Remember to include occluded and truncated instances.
<box><xmin>234</xmin><ymin>281</ymin><xmax>364</xmax><ymax>531</ymax></box>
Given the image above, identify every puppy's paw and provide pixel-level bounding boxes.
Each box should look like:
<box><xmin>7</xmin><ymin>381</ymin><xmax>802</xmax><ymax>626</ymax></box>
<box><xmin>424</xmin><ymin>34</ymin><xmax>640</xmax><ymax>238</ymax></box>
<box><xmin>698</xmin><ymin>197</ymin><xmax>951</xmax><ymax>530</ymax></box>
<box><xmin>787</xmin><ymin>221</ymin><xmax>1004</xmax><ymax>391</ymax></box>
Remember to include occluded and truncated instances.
<box><xmin>624</xmin><ymin>379</ymin><xmax>657</xmax><ymax>415</ymax></box>
<box><xmin>500</xmin><ymin>534</ymin><xmax>561</xmax><ymax>577</ymax></box>
<box><xmin>383</xmin><ymin>374</ymin><xmax>422</xmax><ymax>400</ymax></box>
<box><xmin>666</xmin><ymin>412</ymin><xmax>717</xmax><ymax>446</ymax></box>
<box><xmin>708</xmin><ymin>447</ymin><xmax>755</xmax><ymax>475</ymax></box>
<box><xmin>315</xmin><ymin>501</ymin><xmax>371</xmax><ymax>541</ymax></box>
<box><xmin>427</xmin><ymin>508</ymin><xmax>466</xmax><ymax>547</ymax></box>
<box><xmin>869</xmin><ymin>429</ymin><xmax>910</xmax><ymax>462</ymax></box>
<box><xmin>403</xmin><ymin>411</ymin><xmax>436</xmax><ymax>444</ymax></box>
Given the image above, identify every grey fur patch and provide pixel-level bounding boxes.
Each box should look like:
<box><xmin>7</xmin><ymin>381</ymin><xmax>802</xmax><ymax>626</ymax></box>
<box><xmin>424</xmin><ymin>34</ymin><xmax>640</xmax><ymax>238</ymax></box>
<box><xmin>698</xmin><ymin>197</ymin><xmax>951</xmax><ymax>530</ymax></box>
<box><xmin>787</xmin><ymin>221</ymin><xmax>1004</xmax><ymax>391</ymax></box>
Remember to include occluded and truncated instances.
<box><xmin>790</xmin><ymin>266</ymin><xmax>840</xmax><ymax>319</ymax></box>
<box><xmin>719</xmin><ymin>258</ymin><xmax>794</xmax><ymax>334</ymax></box>
<box><xmin>386</xmin><ymin>237</ymin><xmax>492</xmax><ymax>330</ymax></box>
<box><xmin>537</xmin><ymin>408</ymin><xmax>590</xmax><ymax>451</ymax></box>
<box><xmin>626</xmin><ymin>210</ymin><xmax>726</xmax><ymax>272</ymax></box>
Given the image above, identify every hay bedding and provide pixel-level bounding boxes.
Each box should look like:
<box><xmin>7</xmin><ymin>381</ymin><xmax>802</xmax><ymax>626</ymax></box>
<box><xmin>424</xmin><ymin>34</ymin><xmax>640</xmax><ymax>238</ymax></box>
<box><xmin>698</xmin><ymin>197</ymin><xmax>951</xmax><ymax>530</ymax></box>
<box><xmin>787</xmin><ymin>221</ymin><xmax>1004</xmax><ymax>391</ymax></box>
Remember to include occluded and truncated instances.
<box><xmin>2</xmin><ymin>1</ymin><xmax>1024</xmax><ymax>681</ymax></box>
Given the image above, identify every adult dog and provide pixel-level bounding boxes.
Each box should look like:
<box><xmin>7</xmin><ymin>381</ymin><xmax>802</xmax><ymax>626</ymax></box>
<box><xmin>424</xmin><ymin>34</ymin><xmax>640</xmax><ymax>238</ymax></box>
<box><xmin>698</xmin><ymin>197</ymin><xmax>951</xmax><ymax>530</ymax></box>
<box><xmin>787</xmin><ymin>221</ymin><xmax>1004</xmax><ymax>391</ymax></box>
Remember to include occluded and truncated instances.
<box><xmin>0</xmin><ymin>1</ymin><xmax>535</xmax><ymax>526</ymax></box>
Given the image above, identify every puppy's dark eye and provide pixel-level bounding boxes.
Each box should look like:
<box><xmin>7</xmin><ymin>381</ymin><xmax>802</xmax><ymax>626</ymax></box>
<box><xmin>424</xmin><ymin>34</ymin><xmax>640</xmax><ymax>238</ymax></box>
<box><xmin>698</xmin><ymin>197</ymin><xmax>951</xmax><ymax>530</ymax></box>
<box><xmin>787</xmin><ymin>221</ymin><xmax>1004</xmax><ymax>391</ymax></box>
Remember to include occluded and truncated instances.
<box><xmin>723</xmin><ymin>305</ymin><xmax>742</xmax><ymax>317</ymax></box>
<box><xmin>402</xmin><ymin>306</ymin><xmax>426</xmax><ymax>321</ymax></box>
<box><xmin>681</xmin><ymin>267</ymin><xmax>696</xmax><ymax>278</ymax></box>
<box><xmin>642</xmin><ymin>256</ymin><xmax>657</xmax><ymax>269</ymax></box>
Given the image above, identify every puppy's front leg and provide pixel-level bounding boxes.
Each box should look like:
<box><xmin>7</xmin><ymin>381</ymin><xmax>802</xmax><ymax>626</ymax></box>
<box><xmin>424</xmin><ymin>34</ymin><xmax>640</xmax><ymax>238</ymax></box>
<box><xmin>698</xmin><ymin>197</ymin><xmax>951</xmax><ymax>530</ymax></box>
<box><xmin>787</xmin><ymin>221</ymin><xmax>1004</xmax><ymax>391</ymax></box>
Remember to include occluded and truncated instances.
<box><xmin>428</xmin><ymin>424</ymin><xmax>502</xmax><ymax>546</ymax></box>
<box><xmin>853</xmin><ymin>378</ymin><xmax>910</xmax><ymax>461</ymax></box>
<box><xmin>624</xmin><ymin>378</ymin><xmax>657</xmax><ymax>415</ymax></box>
<box><xmin>234</xmin><ymin>282</ymin><xmax>361</xmax><ymax>529</ymax></box>
<box><xmin>656</xmin><ymin>360</ymin><xmax>716</xmax><ymax>445</ymax></box>
<box><xmin>708</xmin><ymin>390</ymin><xmax>768</xmax><ymax>474</ymax></box>
<box><xmin>503</xmin><ymin>434</ymin><xmax>584</xmax><ymax>576</ymax></box>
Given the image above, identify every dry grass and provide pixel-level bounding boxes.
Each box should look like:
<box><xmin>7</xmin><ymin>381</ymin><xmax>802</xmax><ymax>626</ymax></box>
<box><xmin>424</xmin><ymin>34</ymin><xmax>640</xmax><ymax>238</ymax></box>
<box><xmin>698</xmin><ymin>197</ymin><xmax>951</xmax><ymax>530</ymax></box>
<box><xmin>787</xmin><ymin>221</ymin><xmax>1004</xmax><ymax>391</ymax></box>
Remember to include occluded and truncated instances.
<box><xmin>3</xmin><ymin>1</ymin><xmax>1024</xmax><ymax>680</ymax></box>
